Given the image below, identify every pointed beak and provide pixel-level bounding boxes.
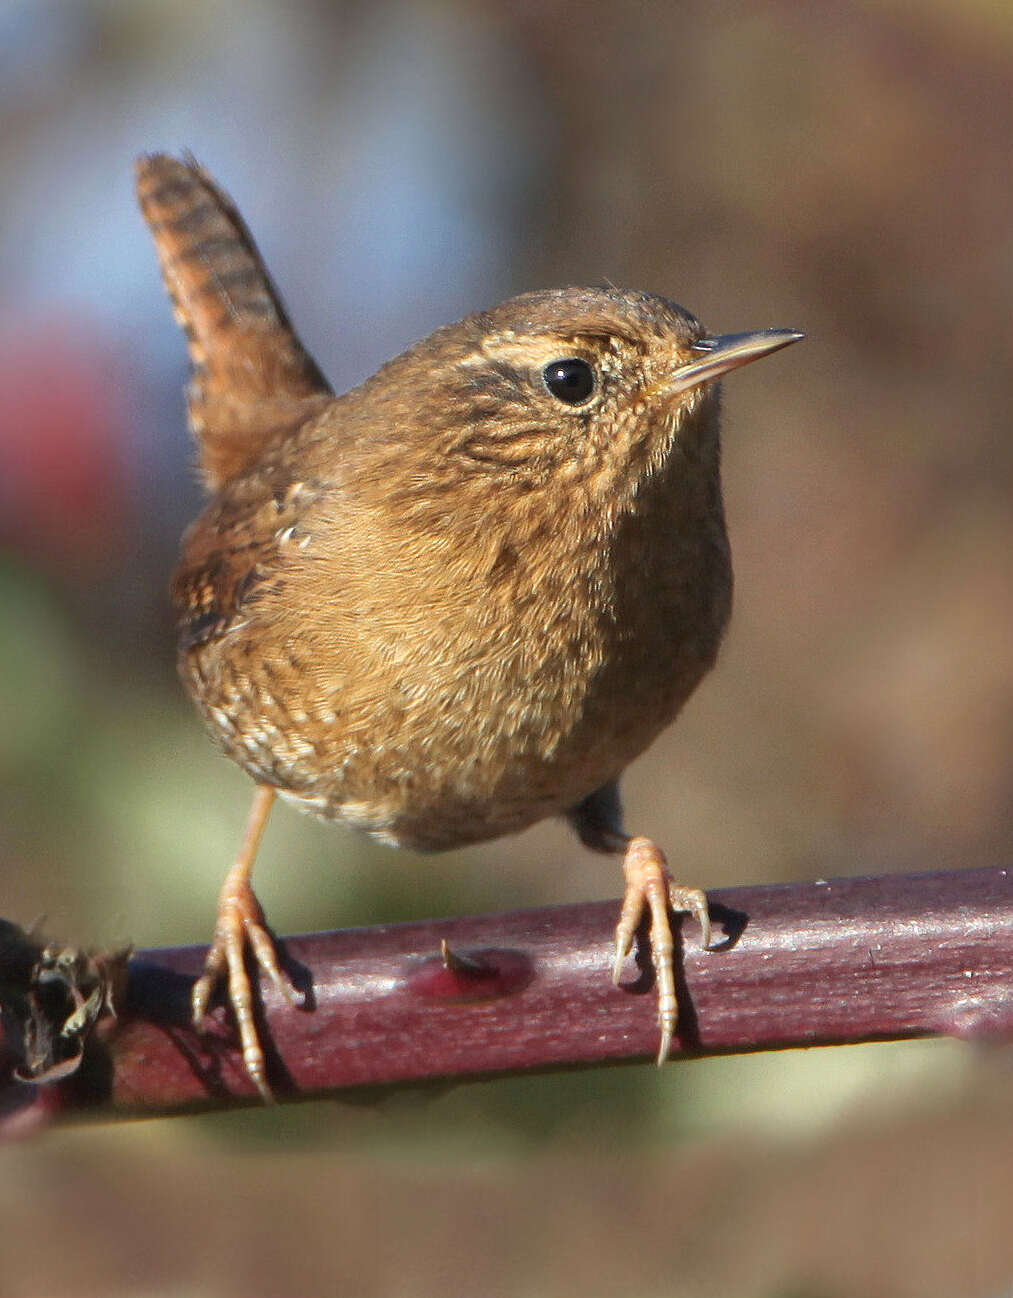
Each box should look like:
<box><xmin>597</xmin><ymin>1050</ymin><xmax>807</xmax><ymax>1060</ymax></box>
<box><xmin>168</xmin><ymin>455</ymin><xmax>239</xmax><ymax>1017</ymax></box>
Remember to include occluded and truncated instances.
<box><xmin>661</xmin><ymin>328</ymin><xmax>805</xmax><ymax>398</ymax></box>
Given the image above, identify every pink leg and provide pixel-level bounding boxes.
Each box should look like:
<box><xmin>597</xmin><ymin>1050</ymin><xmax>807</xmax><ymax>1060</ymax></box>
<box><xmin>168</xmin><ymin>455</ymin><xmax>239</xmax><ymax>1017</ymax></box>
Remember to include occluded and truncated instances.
<box><xmin>191</xmin><ymin>784</ymin><xmax>301</xmax><ymax>1100</ymax></box>
<box><xmin>614</xmin><ymin>836</ymin><xmax>711</xmax><ymax>1063</ymax></box>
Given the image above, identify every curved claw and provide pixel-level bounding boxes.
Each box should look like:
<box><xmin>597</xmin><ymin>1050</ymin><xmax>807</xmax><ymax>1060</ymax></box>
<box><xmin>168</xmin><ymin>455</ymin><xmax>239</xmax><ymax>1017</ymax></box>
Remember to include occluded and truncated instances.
<box><xmin>613</xmin><ymin>836</ymin><xmax>711</xmax><ymax>1063</ymax></box>
<box><xmin>192</xmin><ymin>878</ymin><xmax>302</xmax><ymax>1102</ymax></box>
<box><xmin>190</xmin><ymin>785</ymin><xmax>301</xmax><ymax>1101</ymax></box>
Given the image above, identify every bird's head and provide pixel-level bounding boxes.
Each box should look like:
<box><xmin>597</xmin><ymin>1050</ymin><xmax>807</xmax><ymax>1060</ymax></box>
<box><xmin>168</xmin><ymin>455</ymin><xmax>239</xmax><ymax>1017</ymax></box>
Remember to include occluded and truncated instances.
<box><xmin>360</xmin><ymin>287</ymin><xmax>801</xmax><ymax>519</ymax></box>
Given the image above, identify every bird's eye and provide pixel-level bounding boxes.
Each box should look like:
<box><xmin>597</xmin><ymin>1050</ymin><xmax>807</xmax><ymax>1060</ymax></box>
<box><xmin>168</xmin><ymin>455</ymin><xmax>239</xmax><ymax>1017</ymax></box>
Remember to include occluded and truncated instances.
<box><xmin>542</xmin><ymin>358</ymin><xmax>596</xmax><ymax>406</ymax></box>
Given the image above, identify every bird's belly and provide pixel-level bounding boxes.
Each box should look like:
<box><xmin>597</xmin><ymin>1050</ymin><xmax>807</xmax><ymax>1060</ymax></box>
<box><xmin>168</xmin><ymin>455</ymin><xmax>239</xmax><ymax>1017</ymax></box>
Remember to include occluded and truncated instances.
<box><xmin>184</xmin><ymin>523</ymin><xmax>729</xmax><ymax>854</ymax></box>
<box><xmin>186</xmin><ymin>619</ymin><xmax>716</xmax><ymax>852</ymax></box>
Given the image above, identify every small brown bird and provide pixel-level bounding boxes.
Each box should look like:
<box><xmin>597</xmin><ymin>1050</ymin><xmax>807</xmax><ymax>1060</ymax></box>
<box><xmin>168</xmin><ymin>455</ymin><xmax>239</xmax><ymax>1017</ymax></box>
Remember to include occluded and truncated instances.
<box><xmin>136</xmin><ymin>152</ymin><xmax>802</xmax><ymax>1098</ymax></box>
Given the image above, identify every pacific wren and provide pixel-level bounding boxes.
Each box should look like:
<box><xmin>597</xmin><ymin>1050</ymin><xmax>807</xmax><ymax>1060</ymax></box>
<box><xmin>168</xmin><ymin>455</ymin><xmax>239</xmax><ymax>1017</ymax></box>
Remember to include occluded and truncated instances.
<box><xmin>136</xmin><ymin>153</ymin><xmax>802</xmax><ymax>1098</ymax></box>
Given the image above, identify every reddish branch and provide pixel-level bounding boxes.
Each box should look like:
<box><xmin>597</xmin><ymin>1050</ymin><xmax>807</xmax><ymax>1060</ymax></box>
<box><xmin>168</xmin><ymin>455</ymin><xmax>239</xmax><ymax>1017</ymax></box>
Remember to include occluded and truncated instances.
<box><xmin>3</xmin><ymin>866</ymin><xmax>1013</xmax><ymax>1123</ymax></box>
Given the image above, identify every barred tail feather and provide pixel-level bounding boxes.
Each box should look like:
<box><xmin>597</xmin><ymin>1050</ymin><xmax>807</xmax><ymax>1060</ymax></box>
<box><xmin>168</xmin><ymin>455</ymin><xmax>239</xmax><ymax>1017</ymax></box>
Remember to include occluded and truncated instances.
<box><xmin>136</xmin><ymin>153</ymin><xmax>331</xmax><ymax>488</ymax></box>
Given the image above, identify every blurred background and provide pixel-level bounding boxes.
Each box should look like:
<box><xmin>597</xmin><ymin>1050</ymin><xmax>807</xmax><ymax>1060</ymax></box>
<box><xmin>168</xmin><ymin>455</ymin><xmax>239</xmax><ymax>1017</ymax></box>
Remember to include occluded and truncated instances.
<box><xmin>2</xmin><ymin>0</ymin><xmax>1013</xmax><ymax>1294</ymax></box>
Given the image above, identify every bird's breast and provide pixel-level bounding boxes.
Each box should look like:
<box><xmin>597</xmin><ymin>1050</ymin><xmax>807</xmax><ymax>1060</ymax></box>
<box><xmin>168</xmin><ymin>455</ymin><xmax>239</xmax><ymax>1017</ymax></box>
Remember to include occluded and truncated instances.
<box><xmin>180</xmin><ymin>466</ymin><xmax>731</xmax><ymax>851</ymax></box>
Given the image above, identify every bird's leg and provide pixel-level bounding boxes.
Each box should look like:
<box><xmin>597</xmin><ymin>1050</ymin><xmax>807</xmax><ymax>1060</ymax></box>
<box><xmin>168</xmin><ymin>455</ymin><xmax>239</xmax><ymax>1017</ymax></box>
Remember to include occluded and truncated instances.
<box><xmin>191</xmin><ymin>783</ymin><xmax>301</xmax><ymax>1099</ymax></box>
<box><xmin>615</xmin><ymin>837</ymin><xmax>711</xmax><ymax>1063</ymax></box>
<box><xmin>568</xmin><ymin>783</ymin><xmax>712</xmax><ymax>1063</ymax></box>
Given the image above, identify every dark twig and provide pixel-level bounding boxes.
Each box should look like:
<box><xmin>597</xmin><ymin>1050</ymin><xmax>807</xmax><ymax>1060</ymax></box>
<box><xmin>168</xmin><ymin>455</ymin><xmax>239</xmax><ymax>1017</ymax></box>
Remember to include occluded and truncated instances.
<box><xmin>3</xmin><ymin>866</ymin><xmax>1012</xmax><ymax>1123</ymax></box>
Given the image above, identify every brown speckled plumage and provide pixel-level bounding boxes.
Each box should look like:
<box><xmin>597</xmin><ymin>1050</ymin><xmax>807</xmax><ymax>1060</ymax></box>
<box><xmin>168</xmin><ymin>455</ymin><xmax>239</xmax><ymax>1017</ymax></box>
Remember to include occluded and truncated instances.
<box><xmin>136</xmin><ymin>152</ymin><xmax>802</xmax><ymax>1097</ymax></box>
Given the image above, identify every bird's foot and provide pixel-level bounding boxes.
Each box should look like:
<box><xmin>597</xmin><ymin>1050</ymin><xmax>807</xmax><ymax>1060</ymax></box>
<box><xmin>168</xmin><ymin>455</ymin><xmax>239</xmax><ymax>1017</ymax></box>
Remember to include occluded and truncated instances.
<box><xmin>613</xmin><ymin>835</ymin><xmax>712</xmax><ymax>1064</ymax></box>
<box><xmin>191</xmin><ymin>867</ymin><xmax>301</xmax><ymax>1101</ymax></box>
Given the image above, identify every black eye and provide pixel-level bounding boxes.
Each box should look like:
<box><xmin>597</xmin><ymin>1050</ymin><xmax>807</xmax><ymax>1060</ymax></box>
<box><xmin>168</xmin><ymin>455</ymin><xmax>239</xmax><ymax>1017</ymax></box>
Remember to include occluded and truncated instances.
<box><xmin>542</xmin><ymin>358</ymin><xmax>596</xmax><ymax>405</ymax></box>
